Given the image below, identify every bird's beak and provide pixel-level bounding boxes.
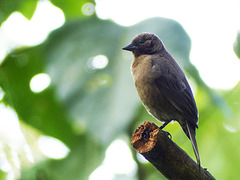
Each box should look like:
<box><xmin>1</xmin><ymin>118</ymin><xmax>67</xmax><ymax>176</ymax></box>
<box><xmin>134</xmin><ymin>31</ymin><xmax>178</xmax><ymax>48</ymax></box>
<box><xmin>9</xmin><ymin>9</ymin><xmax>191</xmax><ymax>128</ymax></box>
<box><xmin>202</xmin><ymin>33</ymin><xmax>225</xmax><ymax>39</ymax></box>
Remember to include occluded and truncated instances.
<box><xmin>122</xmin><ymin>44</ymin><xmax>137</xmax><ymax>51</ymax></box>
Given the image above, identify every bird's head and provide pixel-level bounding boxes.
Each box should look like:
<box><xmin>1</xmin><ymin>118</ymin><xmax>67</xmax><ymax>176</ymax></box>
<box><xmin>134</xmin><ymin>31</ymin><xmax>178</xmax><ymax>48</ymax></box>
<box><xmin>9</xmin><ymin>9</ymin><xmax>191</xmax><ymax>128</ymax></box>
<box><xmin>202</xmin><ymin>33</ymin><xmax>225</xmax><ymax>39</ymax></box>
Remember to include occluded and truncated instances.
<box><xmin>123</xmin><ymin>33</ymin><xmax>164</xmax><ymax>57</ymax></box>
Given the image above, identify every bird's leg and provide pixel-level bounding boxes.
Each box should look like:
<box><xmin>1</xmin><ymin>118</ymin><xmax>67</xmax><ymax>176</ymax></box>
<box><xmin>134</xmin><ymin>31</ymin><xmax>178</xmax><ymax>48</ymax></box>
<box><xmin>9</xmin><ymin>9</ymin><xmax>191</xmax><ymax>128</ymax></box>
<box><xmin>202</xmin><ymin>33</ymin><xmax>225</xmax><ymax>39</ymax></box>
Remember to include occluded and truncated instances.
<box><xmin>159</xmin><ymin>121</ymin><xmax>172</xmax><ymax>139</ymax></box>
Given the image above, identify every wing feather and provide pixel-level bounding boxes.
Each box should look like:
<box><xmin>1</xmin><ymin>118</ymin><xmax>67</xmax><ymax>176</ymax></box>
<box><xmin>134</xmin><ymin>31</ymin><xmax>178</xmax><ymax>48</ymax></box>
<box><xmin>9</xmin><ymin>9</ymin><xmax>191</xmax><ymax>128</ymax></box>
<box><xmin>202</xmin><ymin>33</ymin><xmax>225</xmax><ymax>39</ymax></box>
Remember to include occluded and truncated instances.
<box><xmin>151</xmin><ymin>57</ymin><xmax>198</xmax><ymax>127</ymax></box>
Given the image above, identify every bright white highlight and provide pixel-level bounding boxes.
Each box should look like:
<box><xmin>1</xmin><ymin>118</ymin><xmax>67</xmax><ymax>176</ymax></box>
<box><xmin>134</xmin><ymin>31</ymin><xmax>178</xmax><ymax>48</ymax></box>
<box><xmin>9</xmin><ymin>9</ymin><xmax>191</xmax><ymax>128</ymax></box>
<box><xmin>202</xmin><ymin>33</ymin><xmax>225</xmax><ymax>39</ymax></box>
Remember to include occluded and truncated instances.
<box><xmin>0</xmin><ymin>105</ymin><xmax>25</xmax><ymax>150</ymax></box>
<box><xmin>137</xmin><ymin>153</ymin><xmax>148</xmax><ymax>163</ymax></box>
<box><xmin>38</xmin><ymin>136</ymin><xmax>70</xmax><ymax>159</ymax></box>
<box><xmin>82</xmin><ymin>3</ymin><xmax>95</xmax><ymax>16</ymax></box>
<box><xmin>96</xmin><ymin>0</ymin><xmax>240</xmax><ymax>89</ymax></box>
<box><xmin>0</xmin><ymin>0</ymin><xmax>65</xmax><ymax>62</ymax></box>
<box><xmin>30</xmin><ymin>73</ymin><xmax>51</xmax><ymax>93</ymax></box>
<box><xmin>0</xmin><ymin>87</ymin><xmax>5</xmax><ymax>101</ymax></box>
<box><xmin>89</xmin><ymin>139</ymin><xmax>137</xmax><ymax>180</ymax></box>
<box><xmin>0</xmin><ymin>104</ymin><xmax>31</xmax><ymax>178</ymax></box>
<box><xmin>88</xmin><ymin>55</ymin><xmax>109</xmax><ymax>69</ymax></box>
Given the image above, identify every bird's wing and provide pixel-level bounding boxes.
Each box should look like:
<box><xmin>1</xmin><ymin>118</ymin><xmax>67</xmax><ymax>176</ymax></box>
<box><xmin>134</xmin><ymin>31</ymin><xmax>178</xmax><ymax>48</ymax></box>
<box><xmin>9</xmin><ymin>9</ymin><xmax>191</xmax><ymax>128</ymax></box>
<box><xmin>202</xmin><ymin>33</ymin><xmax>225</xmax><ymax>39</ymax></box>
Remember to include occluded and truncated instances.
<box><xmin>151</xmin><ymin>57</ymin><xmax>198</xmax><ymax>127</ymax></box>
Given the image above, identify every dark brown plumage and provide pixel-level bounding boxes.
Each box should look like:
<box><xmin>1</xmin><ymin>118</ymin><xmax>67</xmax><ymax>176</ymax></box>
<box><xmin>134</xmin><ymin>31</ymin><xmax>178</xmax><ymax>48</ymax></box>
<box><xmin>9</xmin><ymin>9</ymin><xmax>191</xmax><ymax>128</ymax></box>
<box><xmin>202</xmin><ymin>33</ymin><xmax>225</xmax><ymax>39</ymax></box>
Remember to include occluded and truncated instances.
<box><xmin>123</xmin><ymin>33</ymin><xmax>200</xmax><ymax>166</ymax></box>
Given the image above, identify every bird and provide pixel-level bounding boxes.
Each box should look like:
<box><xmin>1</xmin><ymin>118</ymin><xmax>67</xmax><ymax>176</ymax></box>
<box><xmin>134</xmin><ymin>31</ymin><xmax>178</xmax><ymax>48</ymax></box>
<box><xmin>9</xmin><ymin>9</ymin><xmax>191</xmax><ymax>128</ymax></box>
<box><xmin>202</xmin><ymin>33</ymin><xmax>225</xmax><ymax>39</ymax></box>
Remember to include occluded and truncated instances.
<box><xmin>123</xmin><ymin>32</ymin><xmax>200</xmax><ymax>167</ymax></box>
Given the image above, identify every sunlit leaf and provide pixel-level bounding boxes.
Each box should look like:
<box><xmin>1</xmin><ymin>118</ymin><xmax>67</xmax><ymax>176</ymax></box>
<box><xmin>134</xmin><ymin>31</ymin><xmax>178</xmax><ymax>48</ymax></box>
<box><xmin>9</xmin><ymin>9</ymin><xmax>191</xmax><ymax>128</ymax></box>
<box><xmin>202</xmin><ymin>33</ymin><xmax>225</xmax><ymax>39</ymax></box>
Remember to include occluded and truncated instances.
<box><xmin>0</xmin><ymin>0</ymin><xmax>37</xmax><ymax>24</ymax></box>
<box><xmin>50</xmin><ymin>0</ymin><xmax>95</xmax><ymax>19</ymax></box>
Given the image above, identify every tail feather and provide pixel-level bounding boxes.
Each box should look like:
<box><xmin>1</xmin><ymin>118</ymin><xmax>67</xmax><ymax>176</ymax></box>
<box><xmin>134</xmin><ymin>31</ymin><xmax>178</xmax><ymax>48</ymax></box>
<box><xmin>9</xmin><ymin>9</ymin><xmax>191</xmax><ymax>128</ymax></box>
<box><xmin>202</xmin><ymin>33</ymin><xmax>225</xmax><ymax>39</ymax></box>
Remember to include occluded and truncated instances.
<box><xmin>185</xmin><ymin>123</ymin><xmax>201</xmax><ymax>167</ymax></box>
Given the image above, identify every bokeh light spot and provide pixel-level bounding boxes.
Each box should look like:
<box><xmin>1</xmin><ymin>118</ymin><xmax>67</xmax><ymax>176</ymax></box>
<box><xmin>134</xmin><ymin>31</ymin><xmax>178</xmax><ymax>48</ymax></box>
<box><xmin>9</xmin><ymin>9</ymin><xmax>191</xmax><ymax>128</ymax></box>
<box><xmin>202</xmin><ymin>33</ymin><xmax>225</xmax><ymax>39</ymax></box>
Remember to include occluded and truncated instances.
<box><xmin>224</xmin><ymin>123</ymin><xmax>238</xmax><ymax>133</ymax></box>
<box><xmin>82</xmin><ymin>3</ymin><xmax>95</xmax><ymax>16</ymax></box>
<box><xmin>38</xmin><ymin>136</ymin><xmax>70</xmax><ymax>159</ymax></box>
<box><xmin>89</xmin><ymin>139</ymin><xmax>137</xmax><ymax>179</ymax></box>
<box><xmin>0</xmin><ymin>87</ymin><xmax>5</xmax><ymax>101</ymax></box>
<box><xmin>88</xmin><ymin>55</ymin><xmax>109</xmax><ymax>69</ymax></box>
<box><xmin>30</xmin><ymin>73</ymin><xmax>51</xmax><ymax>93</ymax></box>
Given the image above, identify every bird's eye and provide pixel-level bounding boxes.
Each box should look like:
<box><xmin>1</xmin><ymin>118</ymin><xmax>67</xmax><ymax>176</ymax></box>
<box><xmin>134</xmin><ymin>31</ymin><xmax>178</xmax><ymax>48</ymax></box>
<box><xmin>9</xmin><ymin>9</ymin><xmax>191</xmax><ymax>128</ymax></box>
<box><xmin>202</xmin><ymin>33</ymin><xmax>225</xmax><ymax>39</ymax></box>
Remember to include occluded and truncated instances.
<box><xmin>139</xmin><ymin>40</ymin><xmax>145</xmax><ymax>44</ymax></box>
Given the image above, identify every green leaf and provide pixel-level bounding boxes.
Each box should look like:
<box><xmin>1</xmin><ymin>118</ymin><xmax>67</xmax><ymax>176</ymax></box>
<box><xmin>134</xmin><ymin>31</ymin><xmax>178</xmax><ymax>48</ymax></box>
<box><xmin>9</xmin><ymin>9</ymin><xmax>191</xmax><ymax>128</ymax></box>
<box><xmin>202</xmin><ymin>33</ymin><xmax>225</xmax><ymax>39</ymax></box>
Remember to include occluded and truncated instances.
<box><xmin>50</xmin><ymin>0</ymin><xmax>95</xmax><ymax>19</ymax></box>
<box><xmin>0</xmin><ymin>47</ymin><xmax>78</xmax><ymax>148</ymax></box>
<box><xmin>0</xmin><ymin>0</ymin><xmax>38</xmax><ymax>25</ymax></box>
<box><xmin>18</xmin><ymin>0</ymin><xmax>38</xmax><ymax>20</ymax></box>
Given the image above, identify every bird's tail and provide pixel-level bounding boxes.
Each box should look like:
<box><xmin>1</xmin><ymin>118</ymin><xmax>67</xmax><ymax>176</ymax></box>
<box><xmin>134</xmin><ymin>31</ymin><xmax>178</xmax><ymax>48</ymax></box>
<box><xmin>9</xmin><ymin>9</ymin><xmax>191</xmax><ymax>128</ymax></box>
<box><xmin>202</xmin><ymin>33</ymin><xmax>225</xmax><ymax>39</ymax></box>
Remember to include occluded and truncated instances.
<box><xmin>183</xmin><ymin>123</ymin><xmax>201</xmax><ymax>167</ymax></box>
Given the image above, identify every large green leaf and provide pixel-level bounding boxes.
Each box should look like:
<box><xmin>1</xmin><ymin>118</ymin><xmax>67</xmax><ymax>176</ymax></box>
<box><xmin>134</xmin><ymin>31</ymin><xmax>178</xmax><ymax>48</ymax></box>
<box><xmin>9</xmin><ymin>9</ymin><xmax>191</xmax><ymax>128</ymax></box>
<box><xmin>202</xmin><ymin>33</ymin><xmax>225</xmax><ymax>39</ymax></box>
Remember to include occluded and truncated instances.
<box><xmin>0</xmin><ymin>47</ymin><xmax>78</xmax><ymax>148</ymax></box>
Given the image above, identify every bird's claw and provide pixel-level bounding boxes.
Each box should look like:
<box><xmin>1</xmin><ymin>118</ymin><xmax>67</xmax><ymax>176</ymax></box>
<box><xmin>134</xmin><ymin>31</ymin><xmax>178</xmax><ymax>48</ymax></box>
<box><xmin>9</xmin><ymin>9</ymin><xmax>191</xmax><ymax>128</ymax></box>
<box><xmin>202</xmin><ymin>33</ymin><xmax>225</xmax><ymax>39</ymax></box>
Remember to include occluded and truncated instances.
<box><xmin>161</xmin><ymin>129</ymin><xmax>172</xmax><ymax>139</ymax></box>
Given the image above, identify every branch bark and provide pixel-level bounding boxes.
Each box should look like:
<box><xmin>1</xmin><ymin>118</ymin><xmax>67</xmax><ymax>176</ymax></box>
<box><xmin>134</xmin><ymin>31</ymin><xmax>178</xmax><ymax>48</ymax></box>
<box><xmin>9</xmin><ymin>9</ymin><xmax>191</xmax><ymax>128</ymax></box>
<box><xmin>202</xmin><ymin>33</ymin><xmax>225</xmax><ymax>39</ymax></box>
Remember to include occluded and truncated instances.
<box><xmin>131</xmin><ymin>121</ymin><xmax>215</xmax><ymax>180</ymax></box>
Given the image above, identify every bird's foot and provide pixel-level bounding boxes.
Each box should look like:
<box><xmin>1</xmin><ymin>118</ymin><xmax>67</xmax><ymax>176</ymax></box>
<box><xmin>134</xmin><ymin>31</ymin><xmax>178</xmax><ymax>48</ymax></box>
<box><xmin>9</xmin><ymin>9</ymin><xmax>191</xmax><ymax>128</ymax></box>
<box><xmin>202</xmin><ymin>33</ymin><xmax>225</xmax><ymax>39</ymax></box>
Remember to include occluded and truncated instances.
<box><xmin>160</xmin><ymin>129</ymin><xmax>172</xmax><ymax>139</ymax></box>
<box><xmin>159</xmin><ymin>122</ymin><xmax>172</xmax><ymax>139</ymax></box>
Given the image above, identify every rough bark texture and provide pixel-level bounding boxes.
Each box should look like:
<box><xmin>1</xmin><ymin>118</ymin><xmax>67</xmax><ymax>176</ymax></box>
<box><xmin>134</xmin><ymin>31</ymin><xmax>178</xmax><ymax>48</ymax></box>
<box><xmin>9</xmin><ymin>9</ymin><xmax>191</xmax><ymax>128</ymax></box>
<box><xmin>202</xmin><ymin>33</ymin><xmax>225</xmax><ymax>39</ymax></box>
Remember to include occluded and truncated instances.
<box><xmin>131</xmin><ymin>121</ymin><xmax>215</xmax><ymax>180</ymax></box>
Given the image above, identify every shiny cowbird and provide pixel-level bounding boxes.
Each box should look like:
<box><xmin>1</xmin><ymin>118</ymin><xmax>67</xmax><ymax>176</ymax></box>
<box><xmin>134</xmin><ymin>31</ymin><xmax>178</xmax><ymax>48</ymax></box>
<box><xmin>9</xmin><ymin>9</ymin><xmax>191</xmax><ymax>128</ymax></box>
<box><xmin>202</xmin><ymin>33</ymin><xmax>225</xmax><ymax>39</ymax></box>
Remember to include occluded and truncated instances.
<box><xmin>123</xmin><ymin>33</ymin><xmax>200</xmax><ymax>166</ymax></box>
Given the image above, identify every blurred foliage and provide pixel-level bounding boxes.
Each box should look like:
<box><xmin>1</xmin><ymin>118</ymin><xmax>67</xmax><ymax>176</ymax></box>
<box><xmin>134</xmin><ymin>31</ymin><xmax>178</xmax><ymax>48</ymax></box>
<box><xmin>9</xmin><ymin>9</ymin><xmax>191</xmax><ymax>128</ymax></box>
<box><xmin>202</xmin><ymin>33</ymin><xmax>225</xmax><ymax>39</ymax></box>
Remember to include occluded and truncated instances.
<box><xmin>234</xmin><ymin>31</ymin><xmax>240</xmax><ymax>59</ymax></box>
<box><xmin>0</xmin><ymin>0</ymin><xmax>240</xmax><ymax>180</ymax></box>
<box><xmin>50</xmin><ymin>0</ymin><xmax>95</xmax><ymax>19</ymax></box>
<box><xmin>0</xmin><ymin>0</ymin><xmax>38</xmax><ymax>24</ymax></box>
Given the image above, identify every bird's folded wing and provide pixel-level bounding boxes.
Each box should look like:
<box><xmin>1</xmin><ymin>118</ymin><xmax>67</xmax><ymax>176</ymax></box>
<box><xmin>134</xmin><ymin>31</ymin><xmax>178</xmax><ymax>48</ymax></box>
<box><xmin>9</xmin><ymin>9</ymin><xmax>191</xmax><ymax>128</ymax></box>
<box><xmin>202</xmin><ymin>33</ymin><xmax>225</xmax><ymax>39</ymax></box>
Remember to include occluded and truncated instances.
<box><xmin>151</xmin><ymin>58</ymin><xmax>198</xmax><ymax>127</ymax></box>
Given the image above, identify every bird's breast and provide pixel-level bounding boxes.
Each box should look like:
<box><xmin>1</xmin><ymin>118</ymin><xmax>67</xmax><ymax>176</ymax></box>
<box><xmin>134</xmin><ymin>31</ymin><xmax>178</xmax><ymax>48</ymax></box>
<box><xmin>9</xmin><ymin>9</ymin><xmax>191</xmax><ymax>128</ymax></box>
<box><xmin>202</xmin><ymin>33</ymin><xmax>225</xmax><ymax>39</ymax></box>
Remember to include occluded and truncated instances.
<box><xmin>131</xmin><ymin>57</ymin><xmax>177</xmax><ymax>122</ymax></box>
<box><xmin>134</xmin><ymin>78</ymin><xmax>176</xmax><ymax>122</ymax></box>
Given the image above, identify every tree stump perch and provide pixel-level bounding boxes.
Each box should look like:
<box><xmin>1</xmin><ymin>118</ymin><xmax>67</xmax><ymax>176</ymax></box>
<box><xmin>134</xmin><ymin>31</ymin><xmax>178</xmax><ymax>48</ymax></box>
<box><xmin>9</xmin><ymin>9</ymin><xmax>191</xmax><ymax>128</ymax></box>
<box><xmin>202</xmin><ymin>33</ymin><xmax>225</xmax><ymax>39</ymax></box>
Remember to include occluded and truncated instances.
<box><xmin>131</xmin><ymin>121</ymin><xmax>215</xmax><ymax>180</ymax></box>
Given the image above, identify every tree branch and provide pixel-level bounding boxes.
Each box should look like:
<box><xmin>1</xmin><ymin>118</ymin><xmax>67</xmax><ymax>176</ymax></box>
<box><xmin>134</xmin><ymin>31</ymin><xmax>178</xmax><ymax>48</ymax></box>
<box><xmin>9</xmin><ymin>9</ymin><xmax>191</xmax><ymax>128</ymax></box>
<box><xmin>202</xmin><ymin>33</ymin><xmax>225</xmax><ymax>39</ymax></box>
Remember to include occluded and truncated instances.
<box><xmin>131</xmin><ymin>121</ymin><xmax>215</xmax><ymax>180</ymax></box>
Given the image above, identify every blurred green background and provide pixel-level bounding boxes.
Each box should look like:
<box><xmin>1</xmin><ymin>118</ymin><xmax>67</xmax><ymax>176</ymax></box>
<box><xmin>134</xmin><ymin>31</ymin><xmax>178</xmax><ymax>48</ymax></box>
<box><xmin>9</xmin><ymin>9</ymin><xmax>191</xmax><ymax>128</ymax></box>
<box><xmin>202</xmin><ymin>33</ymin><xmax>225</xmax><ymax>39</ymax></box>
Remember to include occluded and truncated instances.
<box><xmin>0</xmin><ymin>0</ymin><xmax>240</xmax><ymax>180</ymax></box>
